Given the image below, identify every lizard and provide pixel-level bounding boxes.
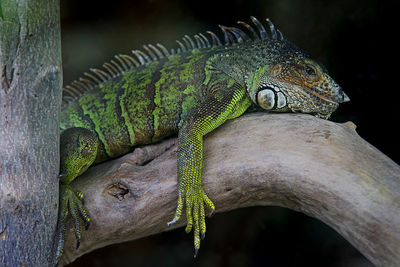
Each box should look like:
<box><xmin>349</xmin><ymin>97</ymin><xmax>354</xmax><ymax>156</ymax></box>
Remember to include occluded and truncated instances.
<box><xmin>55</xmin><ymin>16</ymin><xmax>350</xmax><ymax>264</ymax></box>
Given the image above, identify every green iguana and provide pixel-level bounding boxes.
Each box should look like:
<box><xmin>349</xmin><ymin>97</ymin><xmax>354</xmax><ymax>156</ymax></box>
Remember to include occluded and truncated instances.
<box><xmin>56</xmin><ymin>17</ymin><xmax>349</xmax><ymax>264</ymax></box>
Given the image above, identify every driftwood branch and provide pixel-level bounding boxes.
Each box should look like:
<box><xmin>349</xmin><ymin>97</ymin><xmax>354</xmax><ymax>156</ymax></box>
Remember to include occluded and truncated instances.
<box><xmin>62</xmin><ymin>113</ymin><xmax>400</xmax><ymax>267</ymax></box>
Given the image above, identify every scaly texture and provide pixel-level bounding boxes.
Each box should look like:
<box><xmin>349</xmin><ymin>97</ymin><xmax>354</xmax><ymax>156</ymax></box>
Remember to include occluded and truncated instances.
<box><xmin>56</xmin><ymin>17</ymin><xmax>349</xmax><ymax>263</ymax></box>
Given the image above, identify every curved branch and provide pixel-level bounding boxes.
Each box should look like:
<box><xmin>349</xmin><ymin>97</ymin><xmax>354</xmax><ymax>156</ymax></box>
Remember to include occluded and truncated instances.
<box><xmin>62</xmin><ymin>113</ymin><xmax>400</xmax><ymax>267</ymax></box>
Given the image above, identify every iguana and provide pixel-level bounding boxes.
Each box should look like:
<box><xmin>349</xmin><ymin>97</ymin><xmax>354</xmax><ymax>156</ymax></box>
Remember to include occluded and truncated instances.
<box><xmin>55</xmin><ymin>17</ymin><xmax>349</xmax><ymax>264</ymax></box>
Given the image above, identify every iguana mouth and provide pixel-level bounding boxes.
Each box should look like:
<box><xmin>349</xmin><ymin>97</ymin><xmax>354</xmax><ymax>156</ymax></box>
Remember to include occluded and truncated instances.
<box><xmin>306</xmin><ymin>86</ymin><xmax>350</xmax><ymax>105</ymax></box>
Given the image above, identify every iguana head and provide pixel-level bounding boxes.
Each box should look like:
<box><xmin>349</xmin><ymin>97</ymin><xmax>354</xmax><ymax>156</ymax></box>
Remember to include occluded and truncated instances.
<box><xmin>233</xmin><ymin>18</ymin><xmax>350</xmax><ymax>119</ymax></box>
<box><xmin>245</xmin><ymin>48</ymin><xmax>349</xmax><ymax>119</ymax></box>
<box><xmin>59</xmin><ymin>127</ymin><xmax>98</xmax><ymax>185</ymax></box>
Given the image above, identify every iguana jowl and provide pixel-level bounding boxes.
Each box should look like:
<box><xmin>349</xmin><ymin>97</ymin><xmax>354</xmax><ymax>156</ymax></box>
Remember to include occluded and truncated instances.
<box><xmin>56</xmin><ymin>17</ymin><xmax>349</xmax><ymax>263</ymax></box>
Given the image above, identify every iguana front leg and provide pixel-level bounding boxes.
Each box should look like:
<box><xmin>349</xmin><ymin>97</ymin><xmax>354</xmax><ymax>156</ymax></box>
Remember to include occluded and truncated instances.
<box><xmin>168</xmin><ymin>83</ymin><xmax>252</xmax><ymax>256</ymax></box>
<box><xmin>55</xmin><ymin>127</ymin><xmax>98</xmax><ymax>265</ymax></box>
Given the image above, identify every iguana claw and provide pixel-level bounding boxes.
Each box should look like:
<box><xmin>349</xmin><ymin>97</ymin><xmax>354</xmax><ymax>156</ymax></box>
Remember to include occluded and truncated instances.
<box><xmin>208</xmin><ymin>209</ymin><xmax>215</xmax><ymax>218</ymax></box>
<box><xmin>55</xmin><ymin>184</ymin><xmax>90</xmax><ymax>265</ymax></box>
<box><xmin>167</xmin><ymin>219</ymin><xmax>178</xmax><ymax>227</ymax></box>
<box><xmin>168</xmin><ymin>185</ymin><xmax>215</xmax><ymax>257</ymax></box>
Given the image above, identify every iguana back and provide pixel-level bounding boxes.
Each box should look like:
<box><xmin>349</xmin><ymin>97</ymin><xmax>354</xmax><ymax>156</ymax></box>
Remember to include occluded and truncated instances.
<box><xmin>61</xmin><ymin>47</ymin><xmax>221</xmax><ymax>162</ymax></box>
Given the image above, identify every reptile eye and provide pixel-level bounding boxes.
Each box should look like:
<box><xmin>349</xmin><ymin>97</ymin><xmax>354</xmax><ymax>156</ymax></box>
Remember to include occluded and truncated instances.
<box><xmin>304</xmin><ymin>64</ymin><xmax>317</xmax><ymax>77</ymax></box>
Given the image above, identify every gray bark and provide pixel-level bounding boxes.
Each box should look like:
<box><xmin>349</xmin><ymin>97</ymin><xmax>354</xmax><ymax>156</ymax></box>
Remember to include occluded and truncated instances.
<box><xmin>61</xmin><ymin>113</ymin><xmax>400</xmax><ymax>267</ymax></box>
<box><xmin>0</xmin><ymin>0</ymin><xmax>62</xmax><ymax>266</ymax></box>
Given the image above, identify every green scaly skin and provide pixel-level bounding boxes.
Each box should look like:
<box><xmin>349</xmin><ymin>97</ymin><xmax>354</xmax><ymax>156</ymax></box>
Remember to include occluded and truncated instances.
<box><xmin>55</xmin><ymin>128</ymin><xmax>97</xmax><ymax>264</ymax></box>
<box><xmin>55</xmin><ymin>17</ymin><xmax>349</xmax><ymax>264</ymax></box>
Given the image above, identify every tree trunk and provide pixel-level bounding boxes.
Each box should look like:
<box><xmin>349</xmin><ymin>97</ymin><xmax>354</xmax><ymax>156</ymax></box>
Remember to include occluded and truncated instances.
<box><xmin>0</xmin><ymin>0</ymin><xmax>62</xmax><ymax>266</ymax></box>
<box><xmin>61</xmin><ymin>113</ymin><xmax>400</xmax><ymax>267</ymax></box>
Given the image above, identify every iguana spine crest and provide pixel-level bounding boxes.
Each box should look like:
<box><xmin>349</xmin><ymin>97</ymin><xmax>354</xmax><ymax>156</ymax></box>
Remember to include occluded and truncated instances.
<box><xmin>62</xmin><ymin>17</ymin><xmax>283</xmax><ymax>107</ymax></box>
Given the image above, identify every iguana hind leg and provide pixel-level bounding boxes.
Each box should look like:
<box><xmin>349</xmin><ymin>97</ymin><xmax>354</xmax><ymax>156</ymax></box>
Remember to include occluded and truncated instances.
<box><xmin>55</xmin><ymin>127</ymin><xmax>98</xmax><ymax>265</ymax></box>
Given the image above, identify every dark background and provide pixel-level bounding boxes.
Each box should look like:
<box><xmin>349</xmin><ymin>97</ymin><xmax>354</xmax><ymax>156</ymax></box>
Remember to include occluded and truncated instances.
<box><xmin>60</xmin><ymin>0</ymin><xmax>394</xmax><ymax>266</ymax></box>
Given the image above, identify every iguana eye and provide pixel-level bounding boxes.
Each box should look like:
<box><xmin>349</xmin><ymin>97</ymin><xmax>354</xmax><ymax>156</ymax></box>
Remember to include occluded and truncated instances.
<box><xmin>303</xmin><ymin>64</ymin><xmax>317</xmax><ymax>78</ymax></box>
<box><xmin>303</xmin><ymin>64</ymin><xmax>318</xmax><ymax>79</ymax></box>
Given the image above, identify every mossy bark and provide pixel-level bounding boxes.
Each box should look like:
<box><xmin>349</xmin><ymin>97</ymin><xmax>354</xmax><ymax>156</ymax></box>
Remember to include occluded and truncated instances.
<box><xmin>0</xmin><ymin>0</ymin><xmax>62</xmax><ymax>265</ymax></box>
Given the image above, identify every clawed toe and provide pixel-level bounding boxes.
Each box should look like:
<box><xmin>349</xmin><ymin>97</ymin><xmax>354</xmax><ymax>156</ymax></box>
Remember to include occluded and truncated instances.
<box><xmin>167</xmin><ymin>218</ymin><xmax>178</xmax><ymax>227</ymax></box>
<box><xmin>85</xmin><ymin>221</ymin><xmax>91</xmax><ymax>230</ymax></box>
<box><xmin>76</xmin><ymin>238</ymin><xmax>81</xmax><ymax>249</ymax></box>
<box><xmin>208</xmin><ymin>209</ymin><xmax>215</xmax><ymax>218</ymax></box>
<box><xmin>170</xmin><ymin>186</ymin><xmax>215</xmax><ymax>259</ymax></box>
<box><xmin>55</xmin><ymin>184</ymin><xmax>90</xmax><ymax>265</ymax></box>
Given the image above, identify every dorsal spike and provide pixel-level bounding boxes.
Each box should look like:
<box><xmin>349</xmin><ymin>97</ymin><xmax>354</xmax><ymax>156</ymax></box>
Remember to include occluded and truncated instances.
<box><xmin>72</xmin><ymin>80</ymin><xmax>90</xmax><ymax>91</ymax></box>
<box><xmin>182</xmin><ymin>37</ymin><xmax>192</xmax><ymax>50</ymax></box>
<box><xmin>277</xmin><ymin>29</ymin><xmax>284</xmax><ymax>40</ymax></box>
<box><xmin>184</xmin><ymin>35</ymin><xmax>196</xmax><ymax>49</ymax></box>
<box><xmin>156</xmin><ymin>43</ymin><xmax>170</xmax><ymax>57</ymax></box>
<box><xmin>266</xmin><ymin>18</ymin><xmax>277</xmax><ymax>39</ymax></box>
<box><xmin>63</xmin><ymin>95</ymin><xmax>75</xmax><ymax>101</ymax></box>
<box><xmin>102</xmin><ymin>62</ymin><xmax>118</xmax><ymax>76</ymax></box>
<box><xmin>219</xmin><ymin>25</ymin><xmax>235</xmax><ymax>45</ymax></box>
<box><xmin>114</xmin><ymin>55</ymin><xmax>129</xmax><ymax>71</ymax></box>
<box><xmin>84</xmin><ymin>71</ymin><xmax>102</xmax><ymax>84</ymax></box>
<box><xmin>194</xmin><ymin>35</ymin><xmax>201</xmax><ymax>48</ymax></box>
<box><xmin>110</xmin><ymin>60</ymin><xmax>125</xmax><ymax>72</ymax></box>
<box><xmin>176</xmin><ymin>40</ymin><xmax>187</xmax><ymax>52</ymax></box>
<box><xmin>119</xmin><ymin>54</ymin><xmax>140</xmax><ymax>68</ymax></box>
<box><xmin>225</xmin><ymin>26</ymin><xmax>250</xmax><ymax>43</ymax></box>
<box><xmin>64</xmin><ymin>85</ymin><xmax>82</xmax><ymax>98</ymax></box>
<box><xmin>206</xmin><ymin>31</ymin><xmax>222</xmax><ymax>46</ymax></box>
<box><xmin>77</xmin><ymin>77</ymin><xmax>96</xmax><ymax>88</ymax></box>
<box><xmin>250</xmin><ymin>16</ymin><xmax>267</xmax><ymax>39</ymax></box>
<box><xmin>136</xmin><ymin>49</ymin><xmax>151</xmax><ymax>63</ymax></box>
<box><xmin>74</xmin><ymin>82</ymin><xmax>87</xmax><ymax>90</ymax></box>
<box><xmin>90</xmin><ymin>68</ymin><xmax>110</xmax><ymax>81</ymax></box>
<box><xmin>148</xmin><ymin>44</ymin><xmax>164</xmax><ymax>59</ymax></box>
<box><xmin>65</xmin><ymin>85</ymin><xmax>84</xmax><ymax>100</ymax></box>
<box><xmin>194</xmin><ymin>34</ymin><xmax>206</xmax><ymax>48</ymax></box>
<box><xmin>131</xmin><ymin>50</ymin><xmax>146</xmax><ymax>65</ymax></box>
<box><xmin>142</xmin><ymin>45</ymin><xmax>157</xmax><ymax>61</ymax></box>
<box><xmin>94</xmin><ymin>68</ymin><xmax>110</xmax><ymax>79</ymax></box>
<box><xmin>198</xmin><ymin>33</ymin><xmax>211</xmax><ymax>47</ymax></box>
<box><xmin>218</xmin><ymin>25</ymin><xmax>229</xmax><ymax>45</ymax></box>
<box><xmin>62</xmin><ymin>95</ymin><xmax>75</xmax><ymax>104</ymax></box>
<box><xmin>118</xmin><ymin>55</ymin><xmax>134</xmax><ymax>69</ymax></box>
<box><xmin>237</xmin><ymin>20</ymin><xmax>259</xmax><ymax>40</ymax></box>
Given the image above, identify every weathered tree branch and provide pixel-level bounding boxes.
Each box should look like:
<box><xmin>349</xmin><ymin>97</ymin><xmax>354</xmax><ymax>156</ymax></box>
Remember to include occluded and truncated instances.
<box><xmin>62</xmin><ymin>113</ymin><xmax>400</xmax><ymax>267</ymax></box>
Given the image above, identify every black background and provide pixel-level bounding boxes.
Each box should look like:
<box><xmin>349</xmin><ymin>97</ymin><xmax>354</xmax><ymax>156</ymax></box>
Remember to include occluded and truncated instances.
<box><xmin>61</xmin><ymin>0</ymin><xmax>395</xmax><ymax>266</ymax></box>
